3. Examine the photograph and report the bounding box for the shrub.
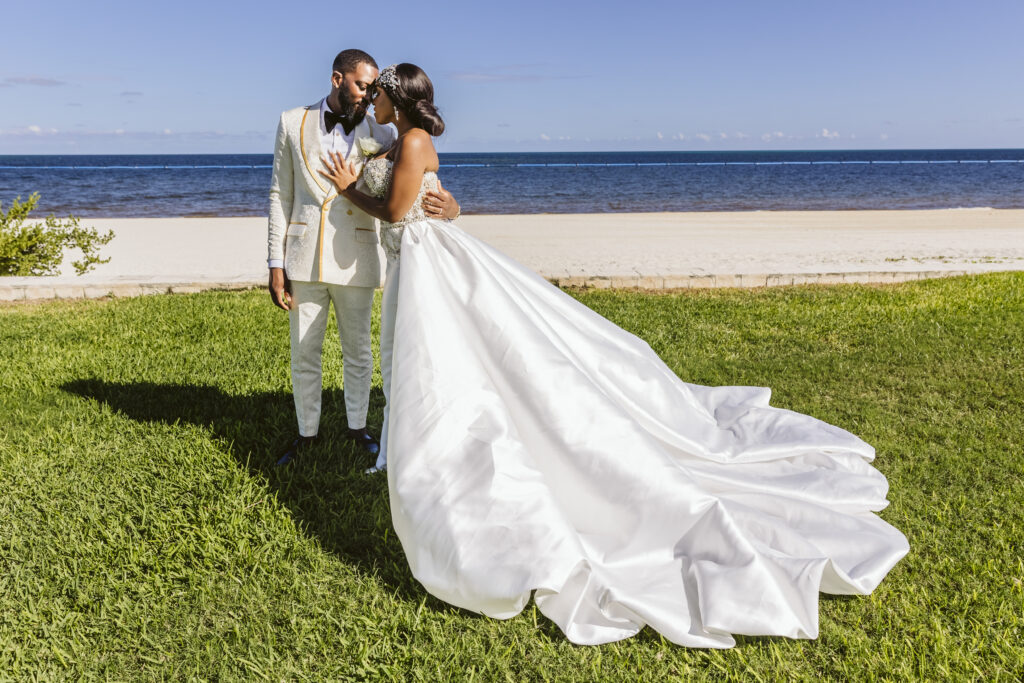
[0,193,114,276]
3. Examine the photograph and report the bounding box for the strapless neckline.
[362,156,439,260]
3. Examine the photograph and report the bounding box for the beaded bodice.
[363,156,439,260]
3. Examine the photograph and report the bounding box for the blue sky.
[1,0,1022,153]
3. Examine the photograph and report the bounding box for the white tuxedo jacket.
[268,100,396,286]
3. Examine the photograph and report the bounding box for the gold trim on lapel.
[300,104,330,195]
[301,100,339,281]
[316,194,335,282]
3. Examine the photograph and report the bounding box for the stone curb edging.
[547,270,973,290]
[0,270,981,302]
[0,281,263,302]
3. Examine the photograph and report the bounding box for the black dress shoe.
[275,435,317,466]
[346,427,380,456]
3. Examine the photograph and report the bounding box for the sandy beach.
[3,208,1023,300]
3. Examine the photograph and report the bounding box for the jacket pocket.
[354,227,378,244]
[287,223,307,237]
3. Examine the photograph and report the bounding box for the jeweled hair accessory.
[376,64,400,99]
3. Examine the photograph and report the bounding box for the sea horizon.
[2,148,1022,218]
[3,146,1024,155]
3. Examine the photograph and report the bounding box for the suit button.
[347,209,353,215]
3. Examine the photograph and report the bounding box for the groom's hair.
[333,49,377,74]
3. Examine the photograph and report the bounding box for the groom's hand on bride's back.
[423,180,461,220]
[269,267,292,311]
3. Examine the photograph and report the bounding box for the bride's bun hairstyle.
[377,63,445,136]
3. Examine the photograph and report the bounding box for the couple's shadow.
[60,378,773,646]
[61,378,426,601]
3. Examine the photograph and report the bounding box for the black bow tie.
[325,108,362,135]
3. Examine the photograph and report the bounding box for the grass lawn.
[1,273,1022,680]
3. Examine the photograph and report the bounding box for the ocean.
[1,150,1022,218]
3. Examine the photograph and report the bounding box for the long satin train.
[385,218,908,647]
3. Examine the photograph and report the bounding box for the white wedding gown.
[364,157,909,648]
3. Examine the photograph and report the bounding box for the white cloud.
[819,128,840,139]
[761,131,785,141]
[656,131,664,140]
[719,132,728,140]
[539,133,551,141]
[734,132,749,139]
[696,133,711,141]
[672,133,686,140]
[1,125,59,136]
[0,127,267,144]
[5,76,65,87]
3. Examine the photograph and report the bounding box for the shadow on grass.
[60,378,430,600]
[59,378,849,645]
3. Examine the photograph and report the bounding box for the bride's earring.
[394,108,400,123]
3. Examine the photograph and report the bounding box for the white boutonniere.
[357,137,383,157]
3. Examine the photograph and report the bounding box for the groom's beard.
[334,91,368,124]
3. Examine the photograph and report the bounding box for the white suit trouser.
[375,258,400,469]
[289,280,374,437]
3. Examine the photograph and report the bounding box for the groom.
[268,48,460,465]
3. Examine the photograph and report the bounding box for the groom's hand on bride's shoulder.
[269,267,291,311]
[424,180,461,220]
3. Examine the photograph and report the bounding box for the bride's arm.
[320,132,434,223]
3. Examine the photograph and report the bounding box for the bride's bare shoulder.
[395,129,435,152]
[393,130,439,168]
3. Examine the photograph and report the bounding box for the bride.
[319,63,909,648]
